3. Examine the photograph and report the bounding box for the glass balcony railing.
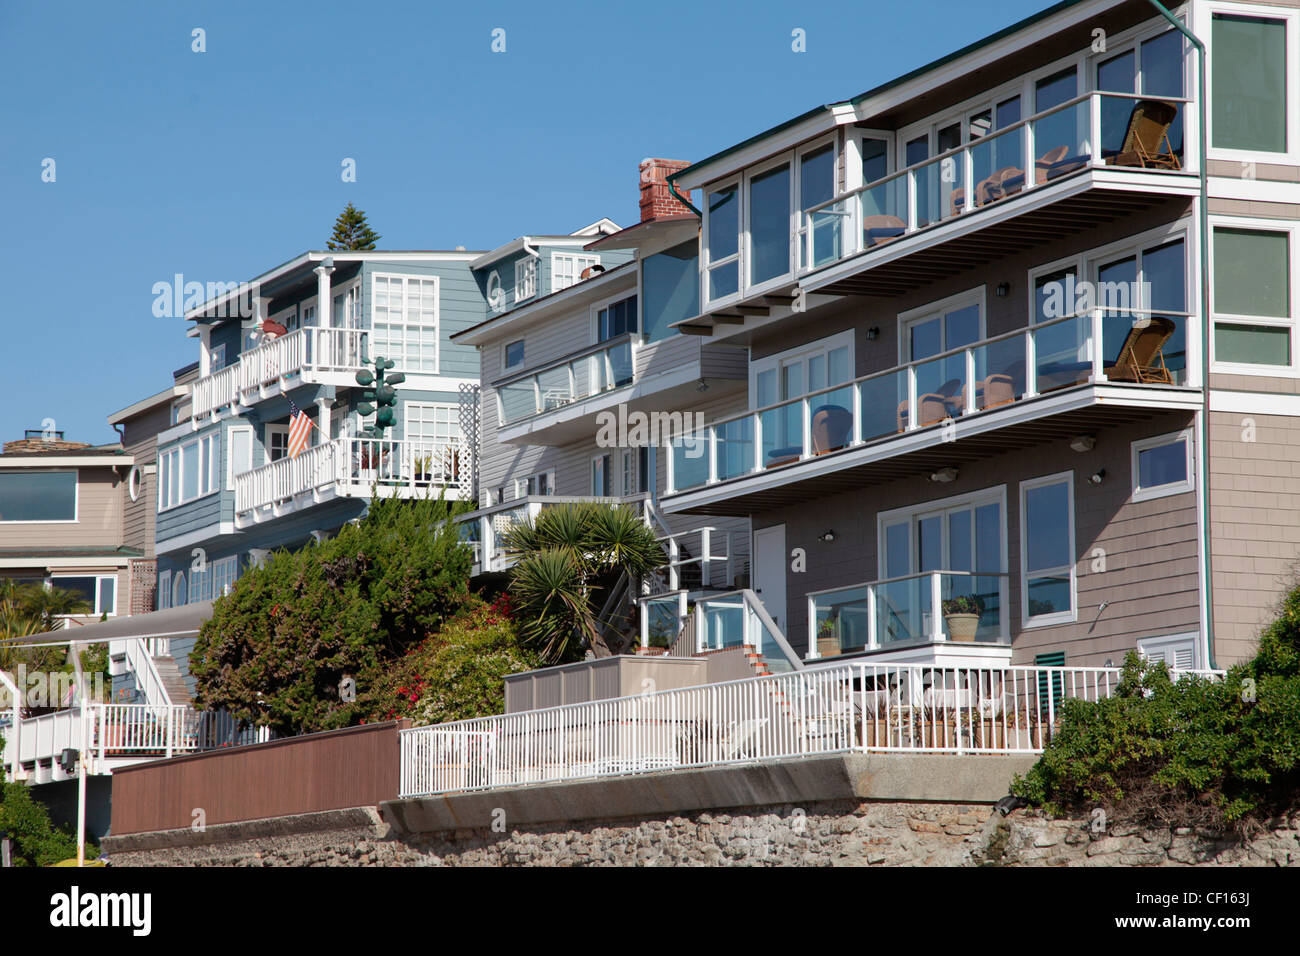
[809,571,1010,659]
[800,91,1190,272]
[497,335,635,427]
[665,307,1191,494]
[695,590,802,674]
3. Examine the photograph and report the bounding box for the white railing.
[190,327,370,422]
[798,91,1193,274]
[462,494,643,573]
[4,703,198,778]
[665,307,1192,495]
[120,637,174,707]
[190,363,241,420]
[234,436,464,517]
[496,333,637,427]
[398,661,1223,798]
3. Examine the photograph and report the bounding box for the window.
[642,240,698,343]
[877,487,1007,644]
[597,295,638,342]
[210,555,239,598]
[747,159,792,287]
[591,455,610,496]
[504,340,525,370]
[514,257,538,302]
[1212,227,1292,368]
[189,565,209,604]
[1020,473,1076,626]
[704,183,740,302]
[552,254,600,292]
[372,273,439,373]
[515,470,554,498]
[405,403,461,470]
[620,449,636,497]
[1092,236,1188,380]
[1132,430,1194,501]
[0,471,77,521]
[275,305,297,333]
[51,575,117,616]
[171,571,187,609]
[158,434,220,511]
[266,425,289,463]
[1096,29,1185,163]
[210,343,227,372]
[1211,13,1289,154]
[227,425,253,490]
[157,570,172,610]
[333,284,361,328]
[752,331,853,461]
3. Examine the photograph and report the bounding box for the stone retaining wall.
[104,801,1300,867]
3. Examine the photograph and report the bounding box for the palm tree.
[0,580,89,675]
[504,503,665,663]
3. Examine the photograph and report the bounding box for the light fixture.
[1069,435,1096,453]
[696,378,709,392]
[819,530,835,542]
[995,283,1010,297]
[929,467,959,483]
[1089,468,1106,484]
[866,326,880,340]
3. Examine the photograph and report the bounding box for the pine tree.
[326,202,381,250]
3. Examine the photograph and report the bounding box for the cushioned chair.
[863,214,907,247]
[811,405,853,454]
[897,393,949,431]
[978,373,1017,409]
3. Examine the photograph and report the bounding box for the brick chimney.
[638,158,694,222]
[3,437,90,454]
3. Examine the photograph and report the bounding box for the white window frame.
[514,256,538,303]
[552,253,600,293]
[1203,1,1300,166]
[210,555,239,598]
[898,287,987,365]
[157,569,172,610]
[332,281,362,329]
[265,424,290,463]
[226,424,254,490]
[210,342,227,372]
[514,470,555,499]
[299,296,318,329]
[503,339,525,371]
[370,272,440,373]
[591,454,611,497]
[404,401,461,453]
[702,177,742,310]
[171,570,187,609]
[620,448,636,497]
[50,574,118,617]
[0,470,79,523]
[743,152,797,297]
[1131,428,1195,502]
[750,328,855,410]
[157,433,220,513]
[1208,216,1298,378]
[846,129,894,193]
[1019,470,1077,628]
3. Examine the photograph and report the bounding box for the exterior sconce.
[1090,468,1106,484]
[866,327,880,340]
[1069,435,1096,453]
[818,530,835,542]
[995,283,1010,297]
[929,467,959,483]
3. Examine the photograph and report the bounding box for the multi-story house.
[452,165,752,622]
[139,248,487,694]
[0,432,136,624]
[629,0,1300,674]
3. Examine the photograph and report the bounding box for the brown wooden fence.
[110,720,409,835]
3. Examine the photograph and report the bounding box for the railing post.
[166,707,174,759]
[1024,112,1036,191]
[930,572,943,642]
[867,583,878,650]
[801,398,811,459]
[700,527,712,590]
[752,411,763,474]
[1088,92,1101,170]
[665,438,676,494]
[1025,327,1038,397]
[708,427,718,484]
[1091,307,1104,381]
[907,366,918,430]
[965,347,976,413]
[851,381,863,445]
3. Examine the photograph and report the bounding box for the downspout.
[665,171,702,217]
[1143,0,1215,669]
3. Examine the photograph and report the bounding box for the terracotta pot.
[944,612,980,642]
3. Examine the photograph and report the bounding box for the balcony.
[808,571,1010,664]
[498,334,634,426]
[461,494,648,574]
[191,327,369,421]
[663,307,1201,515]
[3,704,198,783]
[234,436,464,527]
[689,92,1197,337]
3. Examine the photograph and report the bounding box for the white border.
[1131,427,1196,502]
[1019,469,1078,628]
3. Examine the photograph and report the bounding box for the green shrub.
[189,495,473,735]
[0,782,95,866]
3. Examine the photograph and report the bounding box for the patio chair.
[811,404,853,454]
[1107,99,1181,170]
[863,214,907,248]
[978,373,1016,409]
[1105,315,1176,384]
[896,393,949,431]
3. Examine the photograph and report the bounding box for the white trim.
[1203,1,1300,167]
[591,453,611,497]
[155,520,236,554]
[514,255,538,304]
[226,424,254,491]
[0,556,131,570]
[128,465,142,502]
[1208,215,1298,377]
[897,286,987,364]
[1138,630,1199,670]
[702,178,743,310]
[749,329,855,410]
[1131,427,1195,502]
[1209,389,1300,415]
[513,469,555,499]
[157,569,172,611]
[551,252,601,293]
[49,572,118,618]
[370,272,441,374]
[1019,470,1077,628]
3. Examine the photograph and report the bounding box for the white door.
[752,524,787,633]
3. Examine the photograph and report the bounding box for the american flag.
[286,399,314,459]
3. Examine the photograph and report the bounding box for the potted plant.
[414,453,433,482]
[816,617,841,659]
[941,593,983,642]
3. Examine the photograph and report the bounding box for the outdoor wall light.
[1090,468,1106,485]
[819,530,835,542]
[866,326,880,340]
[929,467,959,483]
[1069,435,1096,453]
[995,283,1010,297]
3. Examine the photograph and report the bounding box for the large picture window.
[0,471,77,522]
[51,575,116,616]
[747,160,791,287]
[1212,227,1292,368]
[158,434,219,511]
[1211,13,1288,154]
[1020,472,1076,626]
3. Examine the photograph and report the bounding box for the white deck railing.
[190,363,241,420]
[398,661,1222,798]
[3,703,198,779]
[234,436,464,517]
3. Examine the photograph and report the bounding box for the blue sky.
[0,0,1049,445]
